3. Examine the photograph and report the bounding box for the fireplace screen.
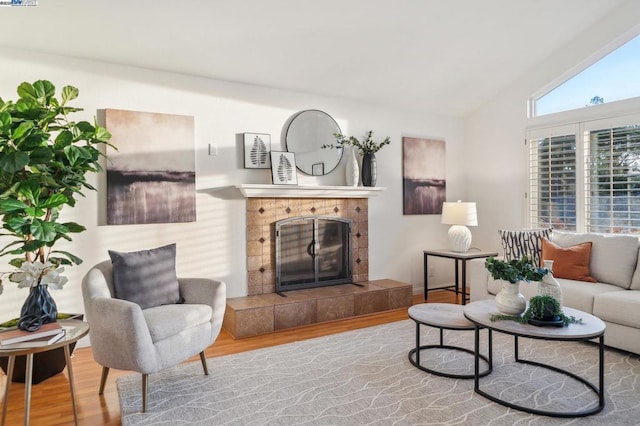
[275,216,352,293]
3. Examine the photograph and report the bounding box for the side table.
[423,249,497,304]
[1,319,89,426]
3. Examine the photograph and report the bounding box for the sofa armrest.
[470,257,493,302]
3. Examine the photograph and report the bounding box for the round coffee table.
[408,303,491,379]
[464,299,606,417]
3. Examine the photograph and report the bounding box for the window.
[528,114,640,234]
[534,34,640,116]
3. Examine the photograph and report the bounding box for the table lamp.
[441,200,477,252]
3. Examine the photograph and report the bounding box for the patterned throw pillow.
[498,229,552,265]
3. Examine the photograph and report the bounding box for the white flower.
[9,261,68,290]
[40,266,68,290]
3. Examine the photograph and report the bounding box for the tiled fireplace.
[222,186,412,339]
[245,197,369,295]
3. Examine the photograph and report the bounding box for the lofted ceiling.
[0,0,629,117]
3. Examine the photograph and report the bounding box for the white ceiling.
[0,0,629,117]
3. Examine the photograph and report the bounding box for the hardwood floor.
[0,290,460,425]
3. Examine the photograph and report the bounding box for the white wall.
[465,1,640,254]
[0,47,465,329]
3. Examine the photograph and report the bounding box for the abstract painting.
[243,133,271,168]
[402,137,446,215]
[270,151,298,185]
[105,109,196,225]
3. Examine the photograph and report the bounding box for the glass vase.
[538,260,563,306]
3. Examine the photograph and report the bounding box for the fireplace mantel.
[236,184,385,199]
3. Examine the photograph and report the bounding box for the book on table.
[0,322,63,346]
[0,330,66,349]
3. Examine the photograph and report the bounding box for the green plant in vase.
[491,295,583,327]
[0,80,112,330]
[322,130,391,187]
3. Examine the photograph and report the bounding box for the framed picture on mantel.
[270,151,298,185]
[243,133,271,168]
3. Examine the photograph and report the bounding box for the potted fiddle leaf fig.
[0,79,112,330]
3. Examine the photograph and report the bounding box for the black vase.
[18,285,58,331]
[361,153,377,187]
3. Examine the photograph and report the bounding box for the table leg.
[415,322,420,366]
[474,325,480,391]
[599,334,605,409]
[24,353,33,426]
[1,356,14,426]
[454,259,459,296]
[423,253,429,301]
[64,344,79,425]
[461,259,467,305]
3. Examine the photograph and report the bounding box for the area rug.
[117,320,640,425]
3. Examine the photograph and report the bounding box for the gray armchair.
[81,260,226,412]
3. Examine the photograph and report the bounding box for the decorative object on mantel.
[105,108,196,225]
[285,109,342,176]
[243,133,271,169]
[402,137,446,214]
[485,256,548,316]
[270,151,298,185]
[323,130,390,187]
[441,200,477,252]
[345,146,359,186]
[0,80,112,331]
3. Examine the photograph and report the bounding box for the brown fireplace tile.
[260,198,276,211]
[274,300,316,330]
[389,286,413,309]
[233,307,274,338]
[247,271,262,286]
[262,253,274,270]
[247,225,262,241]
[317,295,354,322]
[247,284,262,296]
[246,199,261,212]
[247,241,262,256]
[247,255,262,271]
[354,289,388,315]
[358,248,369,262]
[247,211,262,226]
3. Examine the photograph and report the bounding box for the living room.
[1,0,640,424]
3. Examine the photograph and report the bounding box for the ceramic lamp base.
[447,225,472,252]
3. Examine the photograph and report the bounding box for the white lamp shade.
[441,201,478,226]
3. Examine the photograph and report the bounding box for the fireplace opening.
[275,215,352,294]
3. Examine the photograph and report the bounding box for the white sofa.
[470,231,640,355]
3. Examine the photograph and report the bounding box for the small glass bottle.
[537,260,563,306]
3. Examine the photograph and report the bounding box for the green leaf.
[0,151,29,173]
[11,121,34,140]
[0,112,10,129]
[17,181,41,205]
[61,86,78,105]
[32,80,55,103]
[30,219,57,242]
[61,222,86,233]
[3,216,27,233]
[55,130,74,148]
[64,145,81,165]
[16,82,36,100]
[8,258,25,268]
[50,250,83,265]
[40,193,67,209]
[21,239,46,252]
[29,147,53,164]
[94,126,111,142]
[75,121,94,135]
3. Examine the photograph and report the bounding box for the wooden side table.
[423,249,497,305]
[0,319,89,426]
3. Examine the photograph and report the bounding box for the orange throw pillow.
[541,239,596,282]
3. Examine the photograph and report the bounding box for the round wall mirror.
[285,110,342,176]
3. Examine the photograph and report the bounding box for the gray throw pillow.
[109,243,180,310]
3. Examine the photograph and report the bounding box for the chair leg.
[142,374,148,413]
[199,351,209,375]
[98,367,110,395]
